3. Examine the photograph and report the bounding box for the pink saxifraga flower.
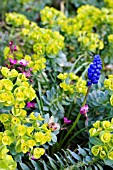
[22,68,33,78]
[26,102,36,108]
[23,71,32,78]
[63,117,72,124]
[17,67,23,71]
[80,104,89,115]
[8,58,17,65]
[48,116,60,131]
[18,59,28,66]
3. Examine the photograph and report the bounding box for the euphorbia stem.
[59,85,91,148]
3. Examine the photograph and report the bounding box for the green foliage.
[1,0,113,169]
[17,146,104,170]
[89,119,113,167]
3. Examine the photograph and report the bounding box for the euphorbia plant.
[0,67,60,169]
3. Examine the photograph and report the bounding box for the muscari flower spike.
[87,55,102,86]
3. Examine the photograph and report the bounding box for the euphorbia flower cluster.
[89,119,113,160]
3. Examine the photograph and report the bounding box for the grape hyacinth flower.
[87,55,102,86]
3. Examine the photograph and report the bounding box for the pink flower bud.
[80,104,89,115]
[14,45,17,51]
[63,117,72,124]
[26,102,35,108]
[8,58,17,65]
[9,41,13,46]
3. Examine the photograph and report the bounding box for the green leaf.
[0,103,3,109]
[104,159,113,167]
[42,96,51,106]
[19,162,30,170]
[54,153,64,167]
[89,137,103,146]
[46,90,52,101]
[31,160,42,170]
[85,156,92,162]
[67,149,82,161]
[14,153,23,162]
[48,156,58,170]
[96,163,103,170]
[51,133,57,142]
[42,160,49,170]
[78,145,87,156]
[50,105,57,115]
[74,62,89,74]
[38,82,42,98]
[57,102,64,113]
[64,165,80,170]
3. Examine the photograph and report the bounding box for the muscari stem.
[59,85,91,148]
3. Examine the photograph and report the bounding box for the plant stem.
[36,96,42,115]
[40,71,50,88]
[67,102,74,119]
[59,85,91,148]
[70,55,83,73]
[38,81,43,111]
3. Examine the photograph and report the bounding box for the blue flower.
[87,55,102,86]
